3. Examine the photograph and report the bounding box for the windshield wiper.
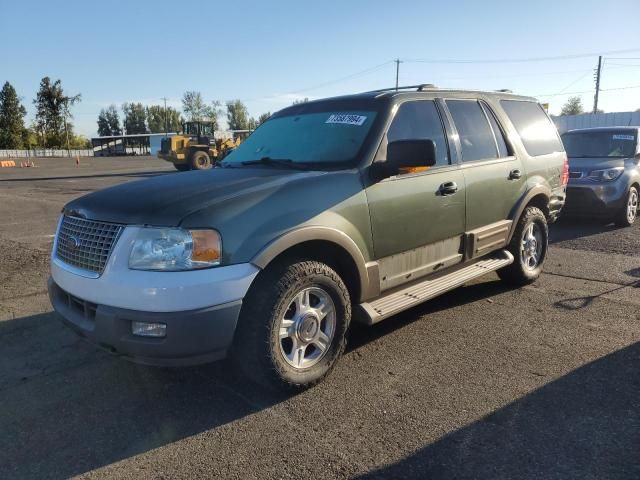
[240,157,312,170]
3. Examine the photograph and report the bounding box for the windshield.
[562,131,637,158]
[221,111,377,167]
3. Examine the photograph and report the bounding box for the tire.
[190,151,212,170]
[232,260,351,390]
[174,163,189,172]
[497,206,548,286]
[614,186,638,227]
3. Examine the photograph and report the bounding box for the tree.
[21,126,38,149]
[33,77,81,148]
[146,105,182,133]
[257,112,271,126]
[0,81,27,148]
[182,91,207,121]
[226,99,252,130]
[97,104,122,136]
[560,96,584,116]
[122,102,147,134]
[204,100,223,130]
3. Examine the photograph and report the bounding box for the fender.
[251,226,379,302]
[507,185,551,242]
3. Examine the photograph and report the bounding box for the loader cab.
[183,121,215,146]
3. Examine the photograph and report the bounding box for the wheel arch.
[251,227,379,303]
[507,186,551,242]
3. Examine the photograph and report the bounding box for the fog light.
[131,321,167,338]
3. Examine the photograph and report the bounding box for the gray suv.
[49,86,567,389]
[561,127,640,226]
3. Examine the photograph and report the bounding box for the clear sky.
[2,0,640,137]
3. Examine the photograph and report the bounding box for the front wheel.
[232,260,351,390]
[190,151,212,170]
[614,186,638,227]
[498,206,548,286]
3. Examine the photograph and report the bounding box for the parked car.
[48,86,567,389]
[561,127,640,226]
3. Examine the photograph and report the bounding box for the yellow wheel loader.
[157,121,243,171]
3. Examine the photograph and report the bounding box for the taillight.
[561,156,569,187]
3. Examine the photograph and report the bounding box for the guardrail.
[0,149,94,158]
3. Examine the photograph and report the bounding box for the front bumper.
[563,182,628,217]
[49,223,261,366]
[49,278,241,366]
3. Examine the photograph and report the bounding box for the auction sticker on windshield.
[613,134,635,141]
[326,114,368,126]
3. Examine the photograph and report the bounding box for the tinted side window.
[387,100,449,166]
[501,100,563,156]
[446,100,498,162]
[482,103,510,157]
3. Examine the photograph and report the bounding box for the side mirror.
[635,152,640,163]
[388,139,436,169]
[371,139,437,180]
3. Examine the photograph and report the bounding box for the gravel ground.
[0,157,638,479]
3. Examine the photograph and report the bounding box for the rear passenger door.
[445,99,526,233]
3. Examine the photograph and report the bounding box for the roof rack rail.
[365,84,438,94]
[495,89,513,93]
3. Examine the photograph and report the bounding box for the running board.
[358,250,514,325]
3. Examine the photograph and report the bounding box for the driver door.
[365,100,466,291]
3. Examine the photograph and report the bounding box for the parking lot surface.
[1,157,639,479]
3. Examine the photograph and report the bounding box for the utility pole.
[395,58,403,90]
[161,97,169,137]
[593,55,602,114]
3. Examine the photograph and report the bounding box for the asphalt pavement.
[0,157,638,479]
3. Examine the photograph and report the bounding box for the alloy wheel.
[278,287,336,369]
[521,222,543,270]
[627,189,638,224]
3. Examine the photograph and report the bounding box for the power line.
[535,84,640,98]
[403,48,640,64]
[288,61,394,94]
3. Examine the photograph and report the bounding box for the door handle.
[509,169,522,180]
[439,181,458,195]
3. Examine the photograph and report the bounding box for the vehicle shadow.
[348,278,516,351]
[549,217,618,244]
[0,311,290,479]
[0,278,515,479]
[357,340,640,479]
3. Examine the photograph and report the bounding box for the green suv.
[49,86,567,389]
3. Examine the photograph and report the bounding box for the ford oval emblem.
[66,235,81,250]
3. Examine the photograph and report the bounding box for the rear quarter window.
[500,100,563,157]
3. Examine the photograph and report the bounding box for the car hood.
[567,157,626,176]
[63,167,330,225]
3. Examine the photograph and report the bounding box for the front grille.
[56,216,124,274]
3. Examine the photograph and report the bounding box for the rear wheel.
[232,260,351,390]
[614,186,638,227]
[190,151,212,170]
[498,206,548,286]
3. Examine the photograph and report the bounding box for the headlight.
[129,228,221,271]
[588,167,624,182]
